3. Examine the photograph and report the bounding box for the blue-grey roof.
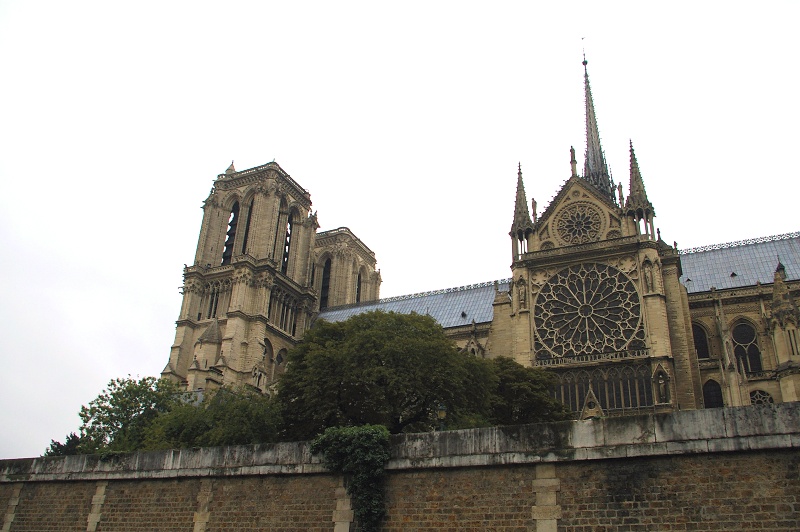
[680,232,800,293]
[318,233,800,330]
[318,280,510,327]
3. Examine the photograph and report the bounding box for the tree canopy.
[77,376,182,453]
[46,311,570,455]
[278,311,496,439]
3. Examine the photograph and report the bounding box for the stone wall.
[2,404,799,531]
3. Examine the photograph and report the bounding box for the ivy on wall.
[311,425,391,532]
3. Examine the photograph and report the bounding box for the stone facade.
[162,162,381,392]
[3,404,799,531]
[162,65,800,417]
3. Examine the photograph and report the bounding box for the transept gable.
[532,177,623,251]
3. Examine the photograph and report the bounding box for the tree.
[487,357,570,425]
[277,311,495,440]
[78,376,182,453]
[44,432,84,456]
[144,386,281,449]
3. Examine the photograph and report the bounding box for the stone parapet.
[2,403,798,483]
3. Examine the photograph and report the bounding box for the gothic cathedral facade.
[164,63,800,416]
[161,162,381,392]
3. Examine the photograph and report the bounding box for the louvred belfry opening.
[221,202,240,265]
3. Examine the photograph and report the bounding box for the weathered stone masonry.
[2,404,799,531]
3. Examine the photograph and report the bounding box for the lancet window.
[268,289,299,336]
[240,198,254,254]
[692,323,711,359]
[732,322,763,374]
[221,202,240,265]
[703,380,724,408]
[551,365,653,413]
[281,212,294,275]
[320,258,332,309]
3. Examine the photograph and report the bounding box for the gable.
[533,178,623,252]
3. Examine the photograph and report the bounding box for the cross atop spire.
[582,58,616,203]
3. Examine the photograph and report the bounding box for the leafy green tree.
[488,357,570,425]
[277,311,495,439]
[78,376,182,453]
[144,386,281,449]
[44,432,84,456]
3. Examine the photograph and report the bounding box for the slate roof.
[317,280,510,327]
[317,233,800,328]
[679,232,800,293]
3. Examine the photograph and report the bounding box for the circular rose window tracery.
[556,203,602,244]
[534,263,641,358]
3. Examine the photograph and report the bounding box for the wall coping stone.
[2,403,798,483]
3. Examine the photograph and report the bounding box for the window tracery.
[732,322,763,374]
[535,263,643,358]
[749,389,774,405]
[551,364,653,412]
[556,203,602,244]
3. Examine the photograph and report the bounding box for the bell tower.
[163,161,380,392]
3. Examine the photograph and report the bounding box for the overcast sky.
[0,1,797,458]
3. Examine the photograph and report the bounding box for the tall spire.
[625,141,654,216]
[582,57,616,203]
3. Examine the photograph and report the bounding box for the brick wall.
[1,404,799,531]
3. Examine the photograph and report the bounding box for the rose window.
[556,204,602,244]
[534,263,642,358]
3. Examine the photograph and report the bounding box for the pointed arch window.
[692,323,711,359]
[732,322,763,374]
[281,212,294,275]
[320,258,332,309]
[240,198,254,254]
[703,380,724,408]
[221,202,240,265]
[356,272,362,303]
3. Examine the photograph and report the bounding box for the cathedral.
[163,62,800,416]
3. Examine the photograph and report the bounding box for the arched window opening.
[692,323,711,359]
[281,212,294,275]
[517,230,528,254]
[240,198,254,254]
[221,202,240,265]
[703,380,724,408]
[320,258,332,309]
[356,272,362,303]
[262,338,274,363]
[206,284,220,318]
[750,389,774,405]
[275,349,286,366]
[732,322,763,374]
[788,328,799,357]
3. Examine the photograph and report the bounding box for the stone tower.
[162,161,380,392]
[490,60,703,414]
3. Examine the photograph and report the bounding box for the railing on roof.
[680,231,800,255]
[319,278,512,313]
[535,348,650,367]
